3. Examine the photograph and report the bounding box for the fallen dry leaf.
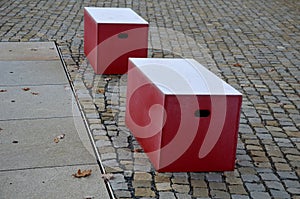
[233,63,242,67]
[268,68,275,72]
[31,92,39,95]
[97,88,105,94]
[54,137,59,143]
[22,88,30,91]
[0,89,7,92]
[101,173,114,181]
[72,169,92,178]
[133,148,143,153]
[54,134,65,143]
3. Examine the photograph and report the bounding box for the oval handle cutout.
[118,33,128,39]
[194,109,210,117]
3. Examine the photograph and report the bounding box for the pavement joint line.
[55,41,117,199]
[0,60,60,62]
[0,83,69,87]
[0,163,99,173]
[53,41,79,84]
[0,116,76,122]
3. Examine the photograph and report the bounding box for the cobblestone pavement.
[1,0,300,198]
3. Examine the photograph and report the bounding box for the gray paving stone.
[250,191,272,199]
[277,171,298,180]
[209,182,227,191]
[210,190,230,199]
[158,192,176,198]
[95,139,112,147]
[112,136,129,148]
[206,173,223,182]
[114,190,131,198]
[172,184,190,193]
[259,173,280,181]
[175,193,192,199]
[245,183,266,192]
[287,188,300,195]
[156,182,172,191]
[231,195,250,199]
[241,174,260,183]
[270,189,291,199]
[283,180,300,188]
[117,148,132,160]
[265,181,285,190]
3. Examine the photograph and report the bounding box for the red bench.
[84,7,148,74]
[126,58,242,172]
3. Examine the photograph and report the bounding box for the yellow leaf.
[133,148,143,153]
[54,137,59,143]
[97,88,105,94]
[233,63,242,67]
[72,169,92,178]
[54,134,65,143]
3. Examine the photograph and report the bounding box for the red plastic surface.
[84,9,148,74]
[125,60,242,172]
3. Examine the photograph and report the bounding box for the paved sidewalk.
[0,42,110,199]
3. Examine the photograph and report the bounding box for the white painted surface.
[129,58,242,95]
[85,7,148,24]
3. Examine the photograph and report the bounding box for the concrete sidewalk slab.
[0,85,74,120]
[0,165,108,199]
[0,118,96,171]
[0,61,68,86]
[0,140,96,171]
[0,42,60,61]
[0,117,87,145]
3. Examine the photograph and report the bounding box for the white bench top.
[129,58,242,95]
[84,7,148,24]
